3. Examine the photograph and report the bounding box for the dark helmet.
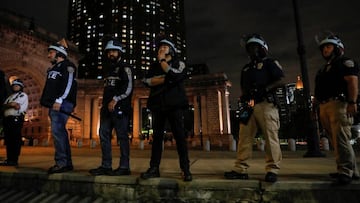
[158,39,177,57]
[48,38,68,58]
[318,34,344,56]
[11,78,24,89]
[104,40,125,53]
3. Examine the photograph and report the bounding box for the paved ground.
[1,143,360,202]
[0,143,357,182]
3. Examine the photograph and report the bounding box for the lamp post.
[292,0,324,157]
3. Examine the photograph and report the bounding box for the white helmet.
[159,39,178,53]
[319,35,344,50]
[105,40,125,53]
[48,43,68,57]
[246,35,268,52]
[11,79,24,88]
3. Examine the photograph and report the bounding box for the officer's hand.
[9,102,20,110]
[347,103,357,117]
[52,102,61,111]
[108,99,117,112]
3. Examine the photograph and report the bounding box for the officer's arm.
[344,75,358,103]
[113,67,133,102]
[143,75,165,86]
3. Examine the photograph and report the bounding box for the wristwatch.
[348,100,357,104]
[160,58,167,63]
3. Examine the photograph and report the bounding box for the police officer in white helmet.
[314,33,360,185]
[1,78,28,166]
[89,39,133,176]
[224,34,284,183]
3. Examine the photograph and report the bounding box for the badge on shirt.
[344,60,355,68]
[257,62,263,69]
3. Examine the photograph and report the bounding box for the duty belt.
[320,96,345,104]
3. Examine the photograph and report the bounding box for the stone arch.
[0,11,80,144]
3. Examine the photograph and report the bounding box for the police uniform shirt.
[102,61,133,114]
[315,56,359,102]
[4,91,28,117]
[240,58,284,102]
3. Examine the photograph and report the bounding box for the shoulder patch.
[274,60,283,70]
[177,61,185,72]
[67,66,75,73]
[344,60,355,68]
[125,67,132,75]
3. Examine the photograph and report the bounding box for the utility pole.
[292,0,325,157]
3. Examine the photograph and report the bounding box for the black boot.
[182,170,192,182]
[140,167,160,179]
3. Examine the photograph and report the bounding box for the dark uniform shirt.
[240,58,284,103]
[40,59,77,109]
[145,59,188,111]
[315,56,359,102]
[102,61,133,115]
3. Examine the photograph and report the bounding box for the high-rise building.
[67,0,186,79]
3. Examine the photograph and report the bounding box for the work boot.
[48,165,73,174]
[112,167,131,176]
[140,167,160,179]
[336,174,352,185]
[88,166,112,176]
[329,172,360,180]
[182,170,192,182]
[224,171,249,180]
[265,172,278,183]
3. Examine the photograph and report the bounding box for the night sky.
[2,0,360,105]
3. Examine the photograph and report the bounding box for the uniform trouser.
[150,109,190,171]
[3,116,24,163]
[319,100,359,177]
[234,101,282,174]
[99,110,130,169]
[49,101,73,167]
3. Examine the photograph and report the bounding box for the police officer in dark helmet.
[314,33,359,185]
[0,79,28,166]
[140,38,192,181]
[40,39,77,174]
[89,39,133,176]
[224,34,284,183]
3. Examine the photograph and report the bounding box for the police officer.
[224,34,284,182]
[40,39,77,174]
[0,79,28,166]
[314,34,359,185]
[140,39,192,181]
[89,39,133,176]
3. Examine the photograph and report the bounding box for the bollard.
[321,137,330,151]
[33,139,39,146]
[139,140,144,150]
[288,138,296,151]
[256,139,265,151]
[78,140,84,148]
[204,139,210,151]
[229,136,237,152]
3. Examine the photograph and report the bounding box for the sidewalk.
[0,145,359,202]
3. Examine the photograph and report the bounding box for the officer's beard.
[108,55,121,63]
[50,57,57,65]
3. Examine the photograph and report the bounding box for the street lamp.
[292,0,325,157]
